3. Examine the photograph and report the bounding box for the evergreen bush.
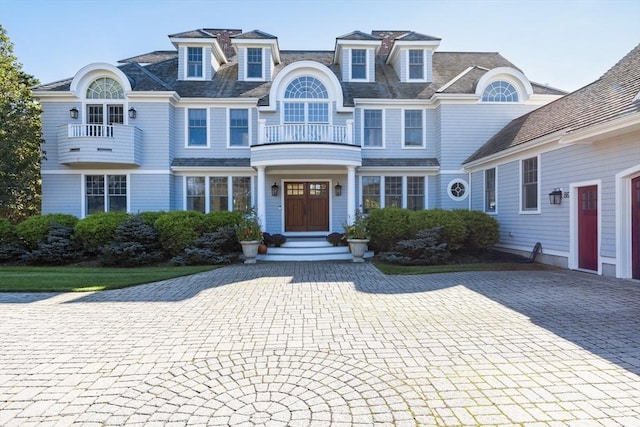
[170,226,239,265]
[365,208,413,252]
[74,212,130,255]
[454,210,500,252]
[137,211,166,227]
[155,210,206,256]
[22,223,81,265]
[203,211,243,232]
[16,214,78,248]
[99,215,164,267]
[409,209,466,252]
[378,227,450,265]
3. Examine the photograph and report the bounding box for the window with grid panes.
[351,49,366,79]
[407,177,424,211]
[186,177,206,213]
[522,157,538,210]
[485,168,496,212]
[385,177,402,208]
[408,50,424,80]
[232,177,251,213]
[361,176,380,213]
[404,110,423,147]
[210,177,229,211]
[187,47,203,78]
[229,109,249,146]
[364,110,382,147]
[188,109,207,146]
[247,48,262,78]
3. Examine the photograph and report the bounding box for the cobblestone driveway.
[1,263,639,426]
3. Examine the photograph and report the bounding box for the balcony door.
[87,104,123,136]
[284,182,329,232]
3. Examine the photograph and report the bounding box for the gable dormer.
[169,29,241,81]
[334,31,381,83]
[231,30,280,82]
[380,31,441,83]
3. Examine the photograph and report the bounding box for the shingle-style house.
[35,28,569,260]
[464,44,640,280]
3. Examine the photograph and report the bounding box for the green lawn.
[374,261,552,275]
[0,265,218,292]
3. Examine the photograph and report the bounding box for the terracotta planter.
[240,240,260,264]
[347,239,369,263]
[258,243,268,254]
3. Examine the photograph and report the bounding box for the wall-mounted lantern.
[548,188,563,205]
[271,182,279,197]
[128,108,137,119]
[334,182,342,197]
[69,107,79,119]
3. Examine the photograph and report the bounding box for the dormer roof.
[334,31,382,64]
[168,28,242,63]
[231,30,281,64]
[384,30,441,64]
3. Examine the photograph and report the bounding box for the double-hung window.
[404,110,423,147]
[363,110,382,147]
[408,49,424,80]
[186,176,206,213]
[247,47,263,79]
[407,177,425,211]
[232,177,251,212]
[187,109,207,147]
[485,168,496,213]
[361,176,381,214]
[229,109,249,147]
[351,49,366,80]
[187,47,203,78]
[185,176,252,213]
[522,157,538,211]
[86,175,126,215]
[385,176,402,208]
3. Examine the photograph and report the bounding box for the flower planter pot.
[258,243,268,255]
[240,240,260,264]
[347,239,369,263]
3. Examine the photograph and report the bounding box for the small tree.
[0,25,44,223]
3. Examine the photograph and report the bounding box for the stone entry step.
[257,237,373,262]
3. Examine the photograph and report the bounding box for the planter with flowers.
[344,210,369,262]
[235,211,263,264]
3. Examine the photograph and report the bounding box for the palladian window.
[482,81,519,102]
[283,76,329,123]
[86,77,124,99]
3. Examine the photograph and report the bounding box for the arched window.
[482,80,519,102]
[283,76,329,124]
[86,77,124,99]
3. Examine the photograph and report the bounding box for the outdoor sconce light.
[69,107,79,119]
[548,188,563,205]
[334,182,342,197]
[271,182,279,197]
[128,108,137,119]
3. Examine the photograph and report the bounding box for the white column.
[347,166,356,224]
[256,166,266,227]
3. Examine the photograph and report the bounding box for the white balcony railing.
[258,120,354,145]
[68,124,115,138]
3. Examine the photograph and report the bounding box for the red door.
[284,182,329,232]
[632,176,640,279]
[578,185,598,271]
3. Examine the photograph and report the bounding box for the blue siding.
[40,102,77,171]
[41,174,82,216]
[130,174,172,213]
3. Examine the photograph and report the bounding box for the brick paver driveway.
[1,263,639,426]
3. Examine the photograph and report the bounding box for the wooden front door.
[284,182,329,232]
[632,176,640,279]
[578,185,598,271]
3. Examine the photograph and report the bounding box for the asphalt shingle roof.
[464,43,640,164]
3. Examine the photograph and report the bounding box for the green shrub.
[365,208,413,252]
[203,211,243,232]
[0,218,17,240]
[409,209,466,252]
[378,227,451,265]
[454,210,500,252]
[16,214,79,248]
[99,215,164,267]
[155,210,206,256]
[22,223,82,265]
[170,226,239,266]
[74,212,130,254]
[137,211,166,227]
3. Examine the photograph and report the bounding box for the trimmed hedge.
[203,211,243,233]
[137,211,166,227]
[0,218,17,240]
[16,214,79,248]
[453,210,500,252]
[155,210,206,256]
[74,212,130,254]
[408,209,467,252]
[365,208,413,252]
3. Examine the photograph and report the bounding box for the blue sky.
[2,0,639,92]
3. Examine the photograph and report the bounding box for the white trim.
[172,166,255,173]
[361,108,385,148]
[184,46,206,81]
[406,48,428,82]
[559,113,640,145]
[495,242,569,258]
[43,169,170,175]
[484,167,498,215]
[70,63,133,95]
[447,178,469,202]
[185,107,210,148]
[227,107,252,148]
[569,180,602,274]
[475,67,534,101]
[252,158,361,167]
[357,167,439,175]
[349,47,370,82]
[615,165,640,278]
[519,155,541,214]
[81,172,130,218]
[244,47,266,81]
[401,108,426,149]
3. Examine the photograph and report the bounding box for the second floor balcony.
[257,120,354,145]
[57,124,142,166]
